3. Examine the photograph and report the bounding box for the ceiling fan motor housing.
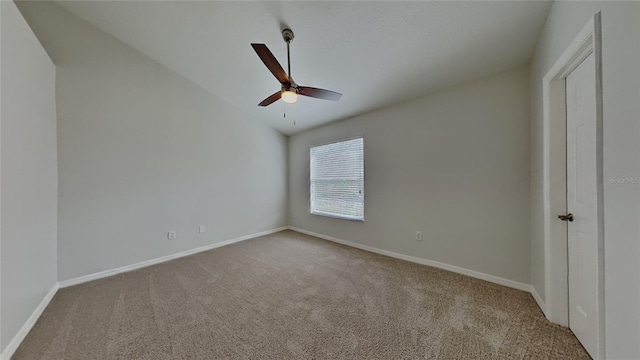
[282,84,297,93]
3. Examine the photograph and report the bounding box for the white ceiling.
[55,0,552,135]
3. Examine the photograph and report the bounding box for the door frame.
[542,12,604,359]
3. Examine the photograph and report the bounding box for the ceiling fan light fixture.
[281,89,298,104]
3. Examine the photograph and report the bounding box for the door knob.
[558,213,574,222]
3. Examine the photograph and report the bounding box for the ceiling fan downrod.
[282,28,294,79]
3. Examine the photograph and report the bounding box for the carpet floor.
[13,230,589,359]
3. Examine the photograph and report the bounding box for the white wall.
[16,1,288,282]
[529,2,640,358]
[0,0,58,353]
[290,67,531,284]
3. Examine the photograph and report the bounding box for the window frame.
[309,136,365,222]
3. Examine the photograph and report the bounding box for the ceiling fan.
[251,28,342,107]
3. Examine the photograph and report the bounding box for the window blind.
[310,137,364,221]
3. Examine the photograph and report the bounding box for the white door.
[565,52,599,358]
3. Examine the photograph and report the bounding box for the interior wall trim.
[5,226,545,359]
[287,226,534,293]
[1,284,59,360]
[58,227,288,288]
[530,285,546,315]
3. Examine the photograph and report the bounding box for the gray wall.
[529,2,640,358]
[17,1,288,282]
[0,1,58,352]
[289,67,531,284]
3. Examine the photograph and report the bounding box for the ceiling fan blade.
[258,91,282,107]
[298,86,342,101]
[251,44,290,85]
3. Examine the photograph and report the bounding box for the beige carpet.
[13,230,589,359]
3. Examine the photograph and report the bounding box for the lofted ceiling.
[54,1,552,135]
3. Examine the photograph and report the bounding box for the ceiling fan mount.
[282,28,294,44]
[251,28,341,107]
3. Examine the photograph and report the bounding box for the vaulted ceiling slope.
[55,1,552,135]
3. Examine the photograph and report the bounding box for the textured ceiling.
[54,1,552,135]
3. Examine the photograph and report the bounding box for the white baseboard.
[2,227,287,358]
[4,225,540,360]
[58,227,288,288]
[1,283,59,360]
[529,285,546,315]
[288,226,531,292]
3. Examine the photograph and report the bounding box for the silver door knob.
[558,213,574,222]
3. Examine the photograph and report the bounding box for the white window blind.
[310,137,364,221]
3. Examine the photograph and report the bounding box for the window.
[310,137,364,221]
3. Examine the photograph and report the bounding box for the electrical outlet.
[415,231,422,241]
[168,231,177,240]
[199,225,206,234]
